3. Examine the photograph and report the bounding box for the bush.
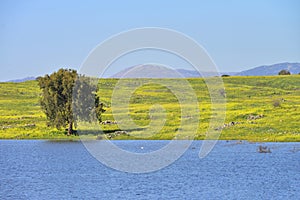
[278,69,291,75]
[273,99,281,107]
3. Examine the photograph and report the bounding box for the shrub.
[278,69,291,75]
[273,99,281,107]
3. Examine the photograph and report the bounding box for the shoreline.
[0,137,299,142]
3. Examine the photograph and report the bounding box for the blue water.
[0,140,299,199]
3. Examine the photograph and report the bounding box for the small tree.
[278,69,291,75]
[221,74,230,77]
[38,69,104,135]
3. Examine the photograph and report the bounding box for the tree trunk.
[68,122,73,136]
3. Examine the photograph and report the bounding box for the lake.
[0,140,299,199]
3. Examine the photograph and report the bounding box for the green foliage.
[37,69,77,134]
[73,76,105,124]
[278,69,291,75]
[37,69,77,135]
[37,69,105,135]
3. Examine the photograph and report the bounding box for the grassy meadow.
[0,76,299,141]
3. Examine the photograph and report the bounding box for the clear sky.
[0,0,299,81]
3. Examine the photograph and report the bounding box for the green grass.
[0,81,72,139]
[0,76,299,141]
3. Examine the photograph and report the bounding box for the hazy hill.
[111,62,300,78]
[3,62,300,82]
[111,65,183,78]
[111,64,235,78]
[236,62,300,76]
[6,76,36,83]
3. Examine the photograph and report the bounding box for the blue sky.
[0,0,299,81]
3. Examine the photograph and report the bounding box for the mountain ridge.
[4,62,300,82]
[235,62,300,76]
[6,76,36,83]
[111,62,300,78]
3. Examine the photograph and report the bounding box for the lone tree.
[278,69,291,75]
[37,69,104,135]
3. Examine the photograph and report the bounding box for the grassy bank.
[0,76,299,141]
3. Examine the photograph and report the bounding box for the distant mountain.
[176,69,236,77]
[6,62,300,82]
[111,64,236,78]
[236,62,300,76]
[6,76,36,83]
[111,65,182,78]
[111,62,300,78]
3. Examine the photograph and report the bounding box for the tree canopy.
[37,69,104,135]
[278,69,291,75]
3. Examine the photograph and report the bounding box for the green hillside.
[0,81,77,139]
[0,76,299,141]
